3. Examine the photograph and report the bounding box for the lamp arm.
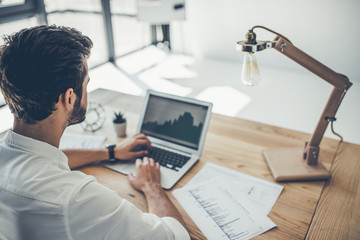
[272,36,353,165]
[273,36,351,89]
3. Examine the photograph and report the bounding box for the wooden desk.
[69,88,360,240]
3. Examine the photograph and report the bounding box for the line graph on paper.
[188,185,252,240]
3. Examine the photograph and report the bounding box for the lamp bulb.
[241,52,261,86]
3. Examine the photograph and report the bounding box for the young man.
[0,25,189,240]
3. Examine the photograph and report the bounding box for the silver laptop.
[104,90,212,189]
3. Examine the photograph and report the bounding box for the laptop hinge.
[156,143,192,156]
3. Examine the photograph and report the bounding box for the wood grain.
[73,88,360,240]
[306,142,360,239]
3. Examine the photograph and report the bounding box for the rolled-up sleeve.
[161,217,190,240]
[66,179,190,240]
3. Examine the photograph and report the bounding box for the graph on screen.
[142,111,203,145]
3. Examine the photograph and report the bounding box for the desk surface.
[70,88,360,240]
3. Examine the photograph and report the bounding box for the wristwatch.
[106,144,116,162]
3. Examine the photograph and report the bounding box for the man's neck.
[13,117,65,148]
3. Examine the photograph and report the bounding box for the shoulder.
[0,145,97,205]
[67,177,120,207]
[28,169,96,205]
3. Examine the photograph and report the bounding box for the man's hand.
[127,157,188,231]
[128,157,161,193]
[65,133,151,169]
[114,133,152,160]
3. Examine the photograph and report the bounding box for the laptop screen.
[140,94,209,150]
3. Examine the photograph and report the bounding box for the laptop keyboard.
[147,146,191,172]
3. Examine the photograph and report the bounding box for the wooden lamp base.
[263,148,331,181]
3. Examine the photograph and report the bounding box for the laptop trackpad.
[103,161,136,176]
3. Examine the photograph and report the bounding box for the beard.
[67,95,86,126]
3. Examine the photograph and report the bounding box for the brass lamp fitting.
[245,30,257,44]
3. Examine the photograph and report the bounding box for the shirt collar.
[2,130,69,170]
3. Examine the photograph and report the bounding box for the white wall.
[170,0,360,144]
[173,0,360,82]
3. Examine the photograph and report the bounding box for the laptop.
[103,90,213,189]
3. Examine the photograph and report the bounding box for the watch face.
[106,144,116,149]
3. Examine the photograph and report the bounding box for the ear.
[63,88,75,110]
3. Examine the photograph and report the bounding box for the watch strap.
[106,144,116,161]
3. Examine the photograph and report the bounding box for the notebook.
[103,90,213,189]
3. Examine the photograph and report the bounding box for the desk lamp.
[236,25,352,181]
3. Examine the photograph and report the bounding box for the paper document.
[187,163,283,215]
[172,163,283,240]
[59,133,106,149]
[173,177,277,240]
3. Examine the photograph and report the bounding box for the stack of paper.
[172,163,283,240]
[59,133,106,149]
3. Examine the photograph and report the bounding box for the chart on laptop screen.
[141,95,209,150]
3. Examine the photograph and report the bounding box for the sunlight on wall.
[116,45,168,75]
[138,71,192,96]
[112,45,197,97]
[195,86,251,116]
[149,54,197,80]
[89,63,143,96]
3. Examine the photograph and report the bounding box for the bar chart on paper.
[187,163,284,215]
[188,185,251,239]
[173,177,277,240]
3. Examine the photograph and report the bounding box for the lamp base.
[263,148,331,182]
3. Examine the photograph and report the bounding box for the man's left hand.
[114,133,152,160]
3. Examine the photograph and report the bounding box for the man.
[0,25,189,240]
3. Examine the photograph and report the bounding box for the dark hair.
[0,25,93,124]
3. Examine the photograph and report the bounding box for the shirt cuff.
[161,217,190,240]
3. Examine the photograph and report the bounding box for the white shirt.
[0,130,190,240]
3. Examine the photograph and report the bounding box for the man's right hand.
[127,157,188,232]
[127,157,161,193]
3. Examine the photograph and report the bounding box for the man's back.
[0,130,94,239]
[0,130,187,240]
